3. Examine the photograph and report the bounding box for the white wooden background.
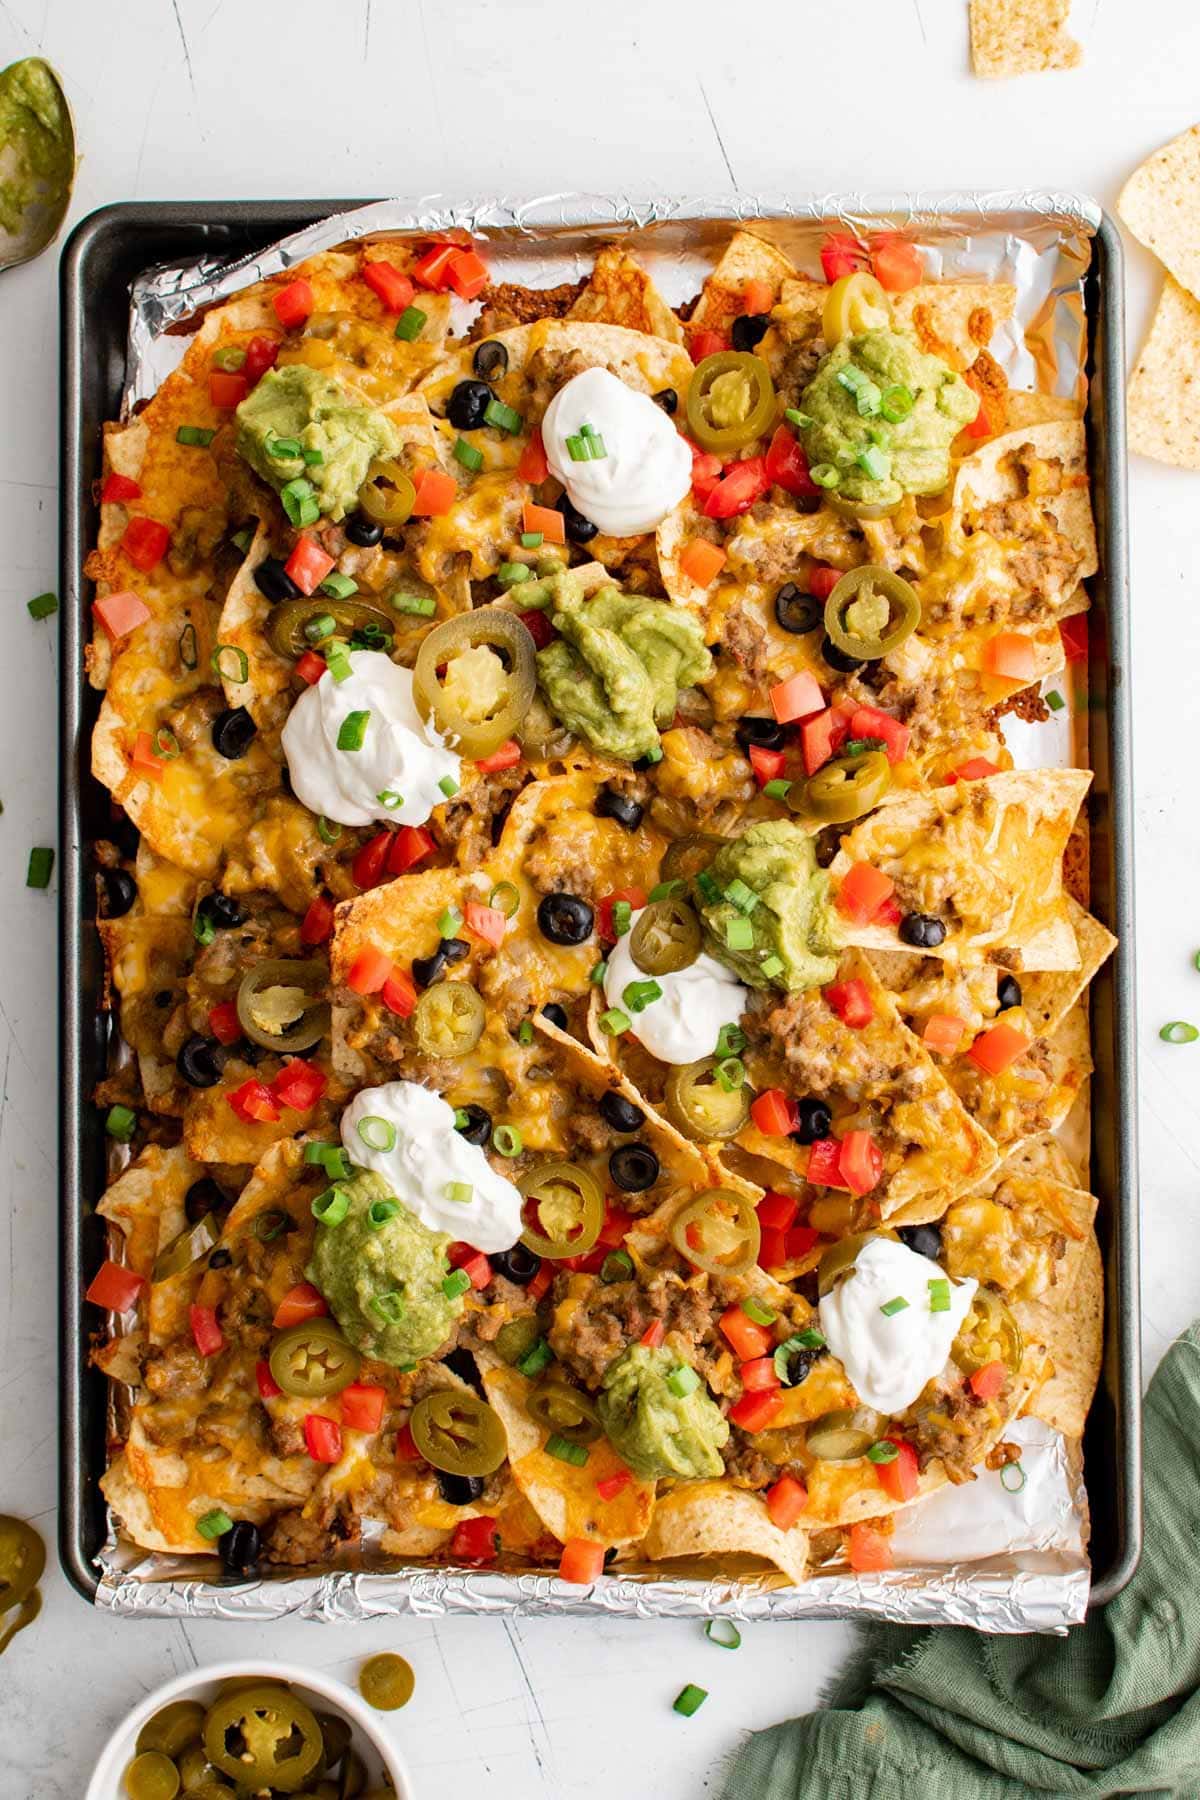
[2,1,1198,1793]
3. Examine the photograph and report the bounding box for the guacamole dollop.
[307,1171,461,1366]
[235,364,401,522]
[800,328,979,509]
[0,57,73,240]
[696,819,840,991]
[597,1343,729,1481]
[535,571,711,763]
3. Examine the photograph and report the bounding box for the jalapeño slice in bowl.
[951,1286,1023,1378]
[356,457,417,527]
[268,1318,361,1399]
[518,1160,605,1259]
[669,1187,761,1276]
[408,1390,508,1476]
[236,959,331,1054]
[413,607,537,758]
[685,351,777,453]
[823,565,920,661]
[412,981,486,1058]
[135,1699,205,1758]
[266,596,396,659]
[796,747,891,825]
[629,895,702,975]
[202,1682,324,1793]
[526,1372,603,1445]
[821,271,892,346]
[665,1057,750,1141]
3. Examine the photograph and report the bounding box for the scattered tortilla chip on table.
[969,0,1082,77]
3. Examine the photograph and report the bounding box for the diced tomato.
[352,831,393,891]
[595,1467,632,1502]
[639,1319,666,1349]
[347,945,394,997]
[835,861,895,926]
[876,1442,920,1511]
[410,468,458,517]
[121,516,170,572]
[1060,613,1088,663]
[412,242,459,290]
[381,967,418,1018]
[93,588,152,642]
[448,1246,492,1290]
[690,328,728,362]
[765,424,819,498]
[800,709,836,776]
[728,1388,783,1433]
[870,235,924,294]
[967,1021,1032,1076]
[523,502,566,545]
[284,534,336,598]
[450,1515,499,1564]
[207,1001,242,1046]
[209,369,247,409]
[786,1224,820,1261]
[874,896,903,927]
[969,1360,1008,1402]
[129,731,165,783]
[823,977,874,1030]
[749,1088,797,1138]
[464,900,507,947]
[527,1262,553,1304]
[447,248,489,300]
[757,1190,798,1233]
[243,335,279,385]
[848,705,910,765]
[190,1303,224,1358]
[808,563,841,601]
[304,1412,343,1464]
[517,428,549,485]
[679,538,727,587]
[272,1058,328,1113]
[597,1203,635,1249]
[101,472,142,503]
[946,757,1000,785]
[559,1538,606,1584]
[273,277,315,331]
[758,1226,788,1270]
[274,1282,328,1329]
[806,1137,849,1189]
[518,608,557,650]
[703,456,769,519]
[255,1359,282,1401]
[301,894,335,947]
[395,1421,424,1463]
[982,632,1038,683]
[227,1077,281,1125]
[85,1260,146,1312]
[743,278,774,315]
[739,1356,780,1393]
[719,1305,774,1361]
[765,1472,809,1530]
[770,670,825,725]
[820,233,866,284]
[362,260,415,313]
[748,744,786,785]
[922,1013,966,1056]
[838,1129,883,1197]
[848,1522,893,1572]
[688,440,723,497]
[597,886,647,946]
[341,1383,387,1433]
[475,739,522,773]
[387,824,436,874]
[295,649,326,686]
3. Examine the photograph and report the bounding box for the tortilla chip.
[892,282,1018,369]
[1004,390,1085,428]
[636,1479,809,1586]
[97,1144,200,1278]
[951,419,1098,595]
[1020,898,1115,1038]
[969,0,1082,77]
[567,243,685,344]
[942,1145,1096,1309]
[1025,1229,1103,1436]
[1119,124,1200,304]
[689,231,800,336]
[1127,276,1200,469]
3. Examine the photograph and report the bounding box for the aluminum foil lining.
[101,192,1102,1633]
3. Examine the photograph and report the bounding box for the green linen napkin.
[721,1322,1200,1799]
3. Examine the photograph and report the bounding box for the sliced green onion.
[357,1115,397,1153]
[642,744,664,764]
[154,725,181,760]
[704,1618,742,1650]
[880,384,913,423]
[517,1019,534,1046]
[725,917,754,951]
[866,1440,899,1464]
[438,905,463,938]
[313,1186,351,1227]
[367,1197,400,1231]
[598,1007,631,1037]
[1000,1462,1027,1493]
[666,1364,700,1399]
[212,643,249,684]
[1160,1021,1199,1044]
[1045,688,1066,712]
[566,434,590,462]
[673,1685,707,1718]
[196,1508,233,1541]
[795,1327,826,1349]
[324,643,353,684]
[492,1123,523,1158]
[695,870,721,905]
[516,1337,553,1378]
[211,344,246,372]
[453,1108,470,1129]
[724,878,759,915]
[268,435,303,459]
[176,424,216,448]
[319,572,358,601]
[773,1335,814,1383]
[372,1290,406,1325]
[763,778,791,801]
[714,1055,744,1092]
[337,709,371,752]
[520,532,544,549]
[589,959,608,986]
[394,305,427,342]
[927,1277,951,1314]
[302,446,325,466]
[304,1141,351,1177]
[485,398,523,435]
[649,879,685,903]
[442,1268,471,1300]
[714,1022,747,1059]
[741,1297,776,1326]
[453,436,484,473]
[438,774,460,799]
[856,444,891,482]
[760,955,784,979]
[601,1250,634,1284]
[497,561,531,588]
[193,911,215,946]
[178,622,198,670]
[280,477,317,526]
[612,900,633,938]
[622,978,663,1014]
[304,612,337,644]
[545,1433,589,1466]
[880,1296,909,1317]
[392,592,437,616]
[490,881,520,918]
[377,790,404,810]
[445,1181,473,1205]
[105,1103,136,1143]
[27,591,57,620]
[784,408,813,430]
[26,845,56,889]
[809,462,841,489]
[316,815,341,845]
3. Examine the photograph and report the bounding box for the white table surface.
[2,1,1198,1793]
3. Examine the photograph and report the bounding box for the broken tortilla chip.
[1127,276,1200,470]
[969,0,1082,78]
[1119,124,1200,306]
[636,1479,809,1585]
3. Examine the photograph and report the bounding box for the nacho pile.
[85,222,1107,1590]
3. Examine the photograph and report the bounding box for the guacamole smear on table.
[307,1171,461,1365]
[597,1343,729,1481]
[800,328,979,509]
[236,364,401,522]
[0,57,73,242]
[536,571,712,762]
[696,819,841,991]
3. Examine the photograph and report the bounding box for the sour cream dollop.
[341,1081,522,1253]
[541,367,692,538]
[603,909,748,1065]
[281,650,459,829]
[819,1237,978,1416]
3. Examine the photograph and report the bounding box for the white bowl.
[86,1658,415,1799]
